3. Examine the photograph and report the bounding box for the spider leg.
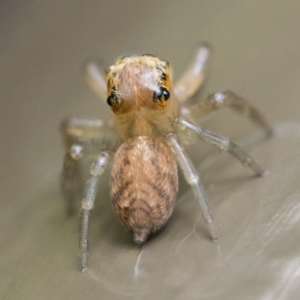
[79,151,112,272]
[61,117,113,144]
[61,143,84,215]
[187,91,273,136]
[84,60,107,101]
[174,43,212,103]
[60,117,118,214]
[174,116,265,176]
[165,133,218,242]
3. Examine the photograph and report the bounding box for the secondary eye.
[161,73,167,80]
[154,87,170,101]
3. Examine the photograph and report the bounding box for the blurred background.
[1,1,300,299]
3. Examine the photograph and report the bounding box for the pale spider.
[61,44,272,272]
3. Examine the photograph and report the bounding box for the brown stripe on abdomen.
[110,136,178,243]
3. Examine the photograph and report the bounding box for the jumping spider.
[61,44,272,272]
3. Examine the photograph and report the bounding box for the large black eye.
[107,95,113,106]
[154,87,170,101]
[107,93,118,106]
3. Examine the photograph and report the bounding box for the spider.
[61,44,272,272]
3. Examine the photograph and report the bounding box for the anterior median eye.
[107,93,119,106]
[107,95,113,106]
[154,87,170,101]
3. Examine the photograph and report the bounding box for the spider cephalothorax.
[105,55,179,141]
[105,55,172,113]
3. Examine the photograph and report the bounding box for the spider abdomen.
[110,136,178,244]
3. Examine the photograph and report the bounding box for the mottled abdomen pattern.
[110,136,178,243]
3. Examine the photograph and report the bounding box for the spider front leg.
[188,91,273,136]
[174,116,265,176]
[165,133,218,242]
[79,151,112,272]
[84,60,107,101]
[174,43,212,103]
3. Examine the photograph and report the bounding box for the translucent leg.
[60,117,119,214]
[61,143,84,215]
[83,60,107,100]
[174,43,212,103]
[79,151,112,272]
[165,133,218,242]
[61,117,114,144]
[174,116,265,176]
[189,91,273,135]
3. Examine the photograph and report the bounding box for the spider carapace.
[61,44,272,272]
[106,55,178,139]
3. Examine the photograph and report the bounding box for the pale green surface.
[1,1,300,299]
